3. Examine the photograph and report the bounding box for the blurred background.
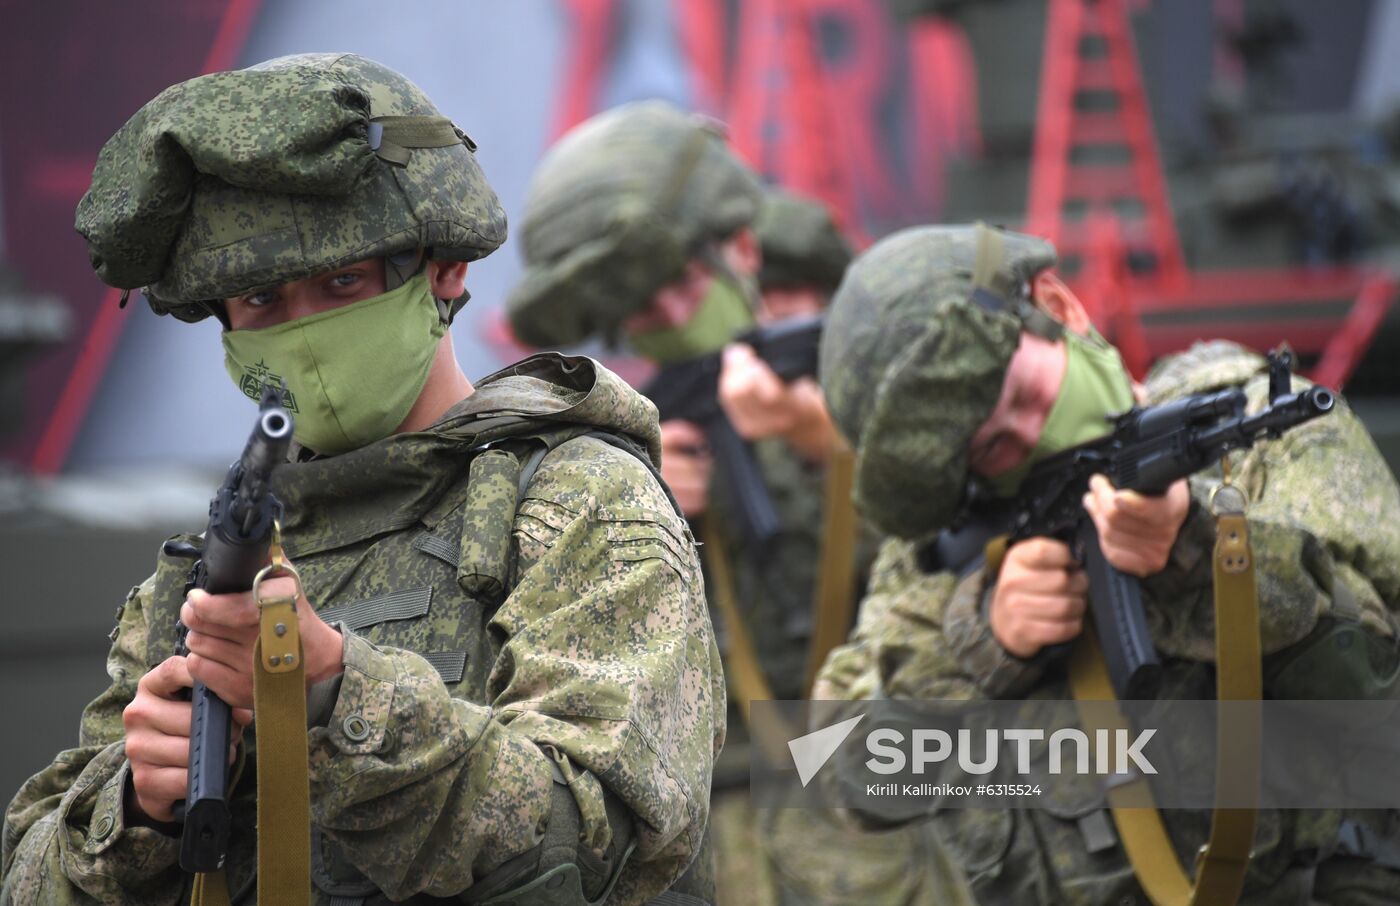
[3,0,1400,800]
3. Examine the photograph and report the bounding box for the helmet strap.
[385,247,429,291]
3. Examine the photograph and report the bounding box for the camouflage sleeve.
[1,577,184,905]
[814,539,1045,704]
[1142,388,1400,661]
[307,436,720,904]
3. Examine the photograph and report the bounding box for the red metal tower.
[1026,0,1396,388]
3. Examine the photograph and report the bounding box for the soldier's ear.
[427,260,469,301]
[721,227,762,278]
[1031,272,1093,336]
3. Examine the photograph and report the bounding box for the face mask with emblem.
[222,272,446,455]
[982,327,1137,497]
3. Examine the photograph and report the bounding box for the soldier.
[507,104,829,905]
[506,101,844,734]
[753,188,852,321]
[816,223,1400,903]
[0,54,722,905]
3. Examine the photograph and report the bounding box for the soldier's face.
[966,331,1067,479]
[626,260,713,332]
[624,230,761,333]
[223,258,469,331]
[759,286,825,324]
[224,259,390,330]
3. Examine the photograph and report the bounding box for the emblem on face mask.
[239,360,300,412]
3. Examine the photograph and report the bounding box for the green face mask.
[222,273,446,455]
[627,271,756,365]
[984,328,1137,497]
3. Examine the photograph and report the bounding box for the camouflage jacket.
[815,342,1400,904]
[0,354,723,906]
[705,437,878,786]
[708,438,841,698]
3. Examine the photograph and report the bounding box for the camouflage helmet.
[506,100,763,347]
[76,53,507,323]
[755,189,854,296]
[819,223,1058,540]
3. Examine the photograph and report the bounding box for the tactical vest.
[142,420,708,906]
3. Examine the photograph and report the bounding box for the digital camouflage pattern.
[706,439,869,704]
[506,101,764,348]
[816,341,1400,904]
[1,354,724,905]
[76,53,506,322]
[754,190,853,295]
[819,224,1056,541]
[707,440,886,906]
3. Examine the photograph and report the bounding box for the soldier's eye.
[329,271,362,289]
[242,291,277,308]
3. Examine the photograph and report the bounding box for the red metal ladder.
[1024,0,1394,388]
[727,0,866,244]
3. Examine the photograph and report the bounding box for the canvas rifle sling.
[1067,472,1261,906]
[192,522,311,906]
[804,443,860,694]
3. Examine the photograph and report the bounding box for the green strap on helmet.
[368,115,472,166]
[969,222,1063,341]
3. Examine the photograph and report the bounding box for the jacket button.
[342,714,372,741]
[93,815,114,840]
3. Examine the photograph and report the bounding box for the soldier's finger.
[1089,474,1118,508]
[124,691,195,738]
[187,588,260,629]
[753,365,785,407]
[1099,542,1158,578]
[141,655,195,700]
[125,730,190,768]
[1030,565,1090,597]
[1097,511,1172,545]
[186,655,254,710]
[132,767,187,816]
[1026,616,1084,646]
[184,631,254,673]
[723,342,759,368]
[231,708,254,727]
[661,419,707,451]
[181,602,257,644]
[1014,538,1076,569]
[1107,486,1157,518]
[1018,592,1087,623]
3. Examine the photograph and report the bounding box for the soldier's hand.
[182,573,343,711]
[660,419,712,517]
[122,655,252,824]
[989,538,1089,658]
[1082,474,1190,577]
[719,343,836,460]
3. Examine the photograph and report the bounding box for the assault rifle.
[163,383,294,872]
[924,350,1334,699]
[641,314,823,549]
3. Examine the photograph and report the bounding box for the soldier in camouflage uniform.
[0,54,722,905]
[506,102,846,736]
[506,105,908,905]
[815,223,1400,904]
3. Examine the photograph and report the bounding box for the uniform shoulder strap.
[455,425,683,607]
